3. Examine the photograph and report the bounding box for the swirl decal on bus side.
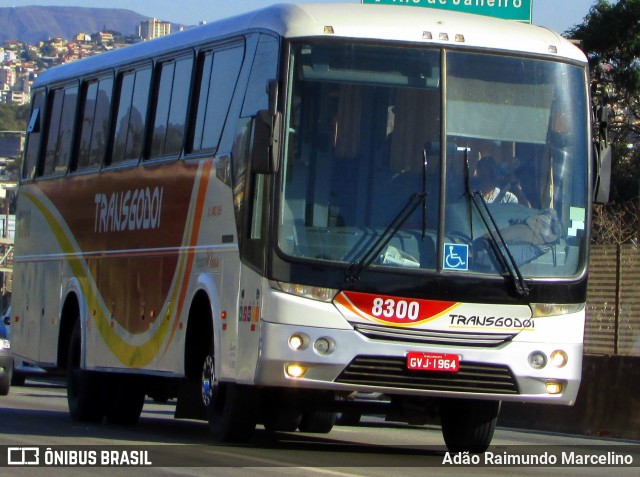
[20,161,212,368]
[334,291,459,327]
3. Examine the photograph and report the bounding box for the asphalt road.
[0,377,638,476]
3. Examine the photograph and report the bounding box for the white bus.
[11,3,606,452]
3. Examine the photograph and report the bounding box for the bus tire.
[67,321,105,422]
[201,352,258,442]
[0,361,11,395]
[298,411,336,433]
[263,407,303,432]
[105,375,145,425]
[440,399,500,453]
[336,411,362,426]
[11,372,26,386]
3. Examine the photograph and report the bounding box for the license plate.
[407,352,459,372]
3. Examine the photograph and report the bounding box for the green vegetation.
[0,103,29,132]
[569,0,640,244]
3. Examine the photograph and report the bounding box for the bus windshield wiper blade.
[345,192,426,283]
[463,152,529,297]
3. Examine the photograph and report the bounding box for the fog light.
[528,351,547,369]
[546,381,563,394]
[285,363,307,378]
[313,337,334,355]
[288,334,306,351]
[550,350,568,368]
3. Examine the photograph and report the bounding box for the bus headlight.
[313,337,335,355]
[530,303,584,317]
[528,351,547,369]
[0,338,10,350]
[271,281,337,303]
[550,350,568,368]
[285,363,307,378]
[288,333,308,351]
[545,381,563,394]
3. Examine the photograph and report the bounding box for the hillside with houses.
[0,6,183,107]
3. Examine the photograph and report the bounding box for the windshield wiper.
[345,192,426,282]
[346,152,429,283]
[463,151,529,297]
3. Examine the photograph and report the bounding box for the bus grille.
[335,356,519,394]
[353,323,515,347]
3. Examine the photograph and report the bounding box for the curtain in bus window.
[334,85,361,159]
[150,55,193,159]
[192,45,243,151]
[389,88,440,173]
[447,76,553,144]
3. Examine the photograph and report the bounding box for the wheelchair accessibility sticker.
[443,243,468,271]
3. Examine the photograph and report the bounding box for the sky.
[0,0,604,34]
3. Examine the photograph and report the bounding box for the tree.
[568,0,640,243]
[0,103,29,132]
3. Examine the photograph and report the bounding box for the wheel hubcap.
[201,355,215,407]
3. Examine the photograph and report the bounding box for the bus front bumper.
[254,320,582,405]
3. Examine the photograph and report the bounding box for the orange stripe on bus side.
[163,160,213,354]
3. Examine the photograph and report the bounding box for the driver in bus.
[475,155,519,204]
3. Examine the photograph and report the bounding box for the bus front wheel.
[201,352,258,442]
[298,410,336,434]
[67,321,105,422]
[440,398,500,453]
[105,375,145,425]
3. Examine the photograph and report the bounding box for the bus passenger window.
[192,45,243,152]
[241,35,279,117]
[150,55,193,159]
[111,67,151,165]
[23,91,44,180]
[43,86,77,176]
[77,76,113,170]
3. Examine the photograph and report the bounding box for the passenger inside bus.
[475,155,519,204]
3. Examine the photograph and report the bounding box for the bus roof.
[34,3,586,87]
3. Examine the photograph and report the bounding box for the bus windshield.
[278,41,589,279]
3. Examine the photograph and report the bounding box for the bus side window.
[241,34,279,117]
[42,85,78,176]
[111,67,151,165]
[237,34,279,271]
[23,91,45,180]
[149,54,193,159]
[76,76,113,171]
[191,44,244,152]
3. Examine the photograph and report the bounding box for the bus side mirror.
[594,144,611,204]
[251,109,281,174]
[593,103,611,205]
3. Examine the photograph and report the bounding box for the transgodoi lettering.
[94,187,163,234]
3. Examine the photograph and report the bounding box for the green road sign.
[362,0,532,23]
